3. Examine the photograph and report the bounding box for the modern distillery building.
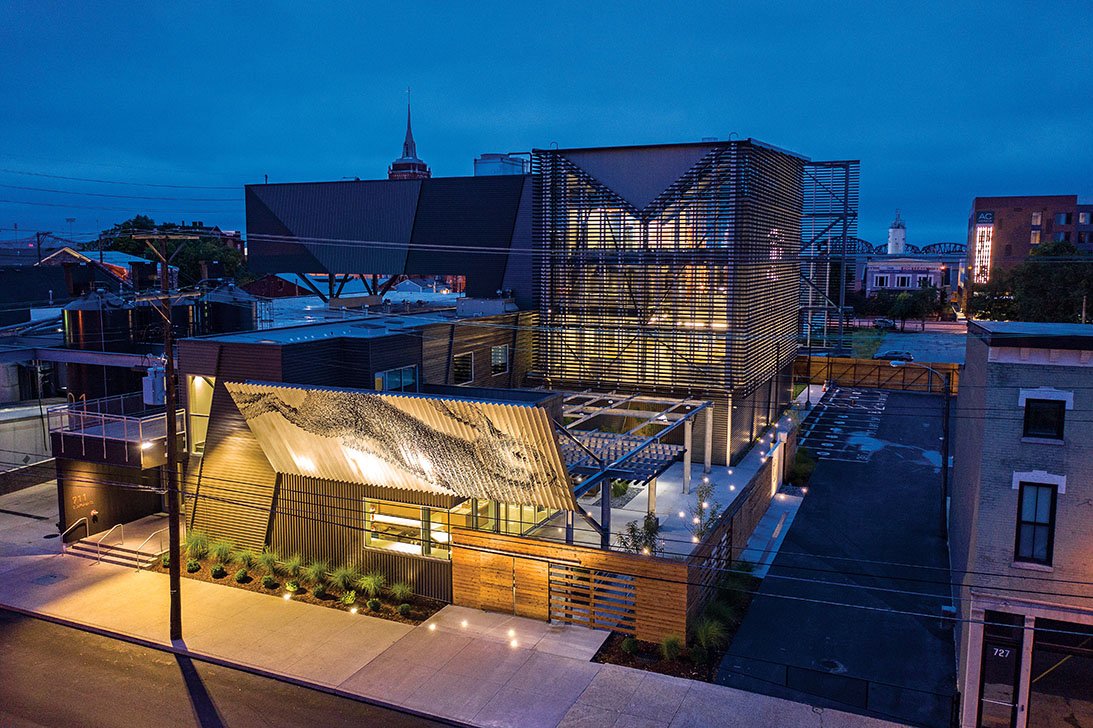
[48,137,841,640]
[533,140,804,465]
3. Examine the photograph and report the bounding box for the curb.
[0,601,468,727]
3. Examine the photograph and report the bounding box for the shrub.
[282,553,303,578]
[620,637,639,655]
[340,590,357,606]
[211,564,227,579]
[611,480,629,498]
[234,549,257,569]
[355,571,385,598]
[285,580,300,593]
[617,513,661,555]
[234,568,249,584]
[706,600,740,628]
[397,603,411,616]
[387,581,413,603]
[660,634,682,661]
[161,553,170,569]
[261,574,278,590]
[186,559,201,573]
[331,564,360,592]
[184,530,208,560]
[691,618,728,660]
[210,539,235,565]
[257,549,280,576]
[787,447,816,486]
[367,598,381,612]
[302,560,329,595]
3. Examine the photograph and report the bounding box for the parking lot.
[719,388,956,727]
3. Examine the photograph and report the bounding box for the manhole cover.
[31,574,66,586]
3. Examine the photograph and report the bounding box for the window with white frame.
[1015,482,1057,565]
[490,344,510,375]
[895,274,911,288]
[873,274,889,288]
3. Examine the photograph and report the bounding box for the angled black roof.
[245,174,532,306]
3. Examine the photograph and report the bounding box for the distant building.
[387,101,431,180]
[967,195,1093,283]
[474,153,528,176]
[862,257,947,296]
[887,209,907,254]
[951,320,1093,727]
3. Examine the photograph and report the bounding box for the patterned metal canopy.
[225,381,576,510]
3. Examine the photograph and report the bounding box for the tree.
[966,267,1016,321]
[100,216,250,285]
[969,242,1093,323]
[888,292,924,332]
[617,513,661,555]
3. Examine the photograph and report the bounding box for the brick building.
[967,195,1093,283]
[950,320,1093,727]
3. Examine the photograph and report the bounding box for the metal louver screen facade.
[224,382,576,510]
[532,141,803,398]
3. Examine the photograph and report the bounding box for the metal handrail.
[92,523,126,563]
[134,527,169,571]
[59,517,89,554]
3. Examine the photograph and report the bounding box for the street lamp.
[890,360,950,538]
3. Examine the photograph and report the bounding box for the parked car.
[873,318,897,330]
[873,350,915,361]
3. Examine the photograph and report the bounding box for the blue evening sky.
[1,2,1090,244]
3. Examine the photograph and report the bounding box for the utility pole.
[940,370,951,538]
[35,231,43,264]
[135,230,196,643]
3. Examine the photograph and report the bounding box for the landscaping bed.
[592,564,762,682]
[155,531,444,625]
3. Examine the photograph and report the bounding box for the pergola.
[555,390,713,547]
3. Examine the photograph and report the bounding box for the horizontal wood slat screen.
[794,356,960,395]
[451,527,688,642]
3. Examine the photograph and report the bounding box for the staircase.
[64,513,175,569]
[65,539,164,569]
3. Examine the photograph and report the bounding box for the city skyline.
[2,2,1091,244]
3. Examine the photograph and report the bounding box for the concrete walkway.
[0,486,902,727]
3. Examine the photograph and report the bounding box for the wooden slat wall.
[794,355,960,395]
[420,311,536,388]
[686,427,798,619]
[451,527,689,642]
[184,342,282,551]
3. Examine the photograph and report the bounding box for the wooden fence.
[794,356,960,395]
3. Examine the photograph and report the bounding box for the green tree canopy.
[101,216,249,285]
[968,242,1093,322]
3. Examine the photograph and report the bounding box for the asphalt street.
[0,608,446,728]
[719,389,956,728]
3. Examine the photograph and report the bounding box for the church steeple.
[389,88,431,180]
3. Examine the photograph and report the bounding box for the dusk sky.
[1,2,1090,245]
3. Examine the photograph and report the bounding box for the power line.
[0,183,241,202]
[0,168,241,190]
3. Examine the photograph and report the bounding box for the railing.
[59,517,89,553]
[47,393,185,464]
[134,527,169,571]
[92,523,125,563]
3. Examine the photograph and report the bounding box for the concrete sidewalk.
[0,488,902,727]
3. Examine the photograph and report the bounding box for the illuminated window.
[374,365,417,392]
[490,344,510,375]
[363,499,451,560]
[452,352,474,384]
[187,375,215,455]
[974,224,993,284]
[1031,212,1042,225]
[1080,212,1091,225]
[1030,230,1041,245]
[1015,483,1056,565]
